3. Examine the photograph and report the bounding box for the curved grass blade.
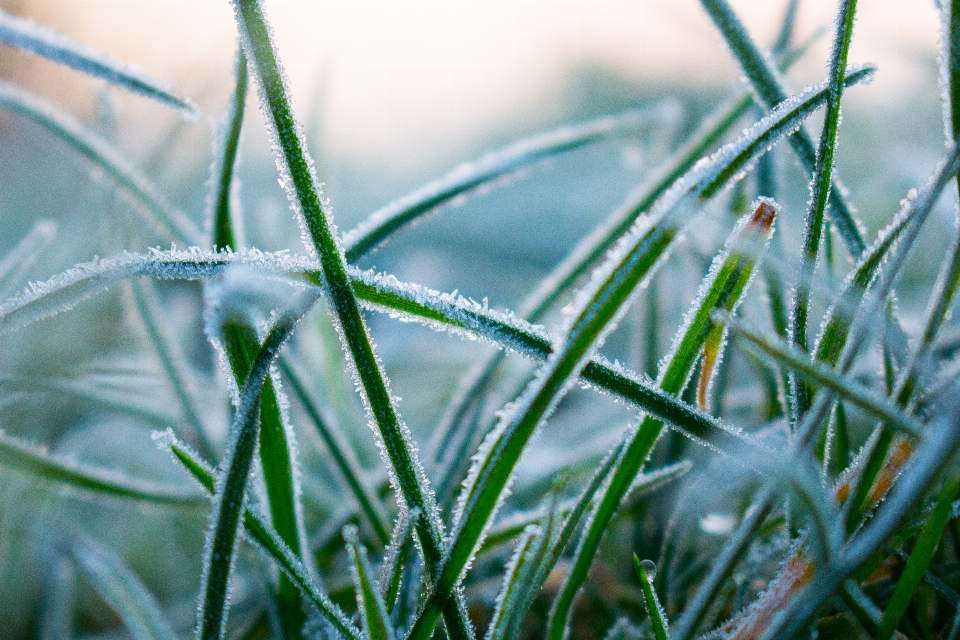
[0,219,56,296]
[155,429,361,640]
[790,0,859,420]
[716,311,923,436]
[634,556,670,640]
[71,537,177,640]
[485,524,542,640]
[546,201,777,640]
[195,303,311,640]
[0,8,196,115]
[0,82,201,244]
[876,476,960,640]
[279,357,392,545]
[129,278,215,458]
[341,104,680,260]
[211,47,248,252]
[344,525,396,640]
[0,429,205,506]
[698,0,866,257]
[231,2,472,636]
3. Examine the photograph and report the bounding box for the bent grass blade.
[0,8,197,115]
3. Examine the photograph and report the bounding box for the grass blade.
[38,554,75,640]
[698,0,866,257]
[717,311,923,436]
[484,524,542,640]
[218,320,308,637]
[0,8,196,115]
[341,104,680,260]
[155,429,361,640]
[790,0,859,420]
[0,82,200,244]
[379,508,418,613]
[195,304,309,640]
[71,537,177,640]
[876,476,960,640]
[546,201,776,640]
[634,556,670,640]
[279,357,392,545]
[0,429,205,506]
[344,525,396,640]
[0,220,56,296]
[129,278,215,458]
[211,47,248,252]
[0,81,201,244]
[231,2,472,636]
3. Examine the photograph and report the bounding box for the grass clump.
[2,1,960,639]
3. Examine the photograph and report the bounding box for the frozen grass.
[2,0,960,639]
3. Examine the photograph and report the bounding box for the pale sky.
[5,0,944,160]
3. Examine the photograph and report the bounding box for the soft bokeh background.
[0,0,954,637]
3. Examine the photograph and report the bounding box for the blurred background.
[0,0,953,637]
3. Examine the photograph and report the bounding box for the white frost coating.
[351,267,551,353]
[0,247,318,335]
[205,262,311,330]
[0,219,56,295]
[340,101,683,255]
[0,8,197,116]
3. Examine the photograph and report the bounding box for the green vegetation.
[2,0,960,638]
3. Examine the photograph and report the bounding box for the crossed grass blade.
[408,61,869,638]
[546,200,777,640]
[155,430,361,640]
[231,1,472,636]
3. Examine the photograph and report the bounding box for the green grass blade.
[217,319,308,638]
[717,312,922,435]
[196,308,305,640]
[129,278,215,458]
[279,357,392,545]
[379,508,418,613]
[38,554,75,640]
[0,81,201,244]
[485,524,542,640]
[231,2,471,637]
[0,8,196,115]
[634,556,670,640]
[876,476,960,640]
[0,219,56,296]
[698,0,866,257]
[546,202,776,640]
[211,47,248,251]
[341,104,679,260]
[0,429,205,506]
[156,429,361,640]
[71,537,177,640]
[344,525,396,640]
[790,0,859,419]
